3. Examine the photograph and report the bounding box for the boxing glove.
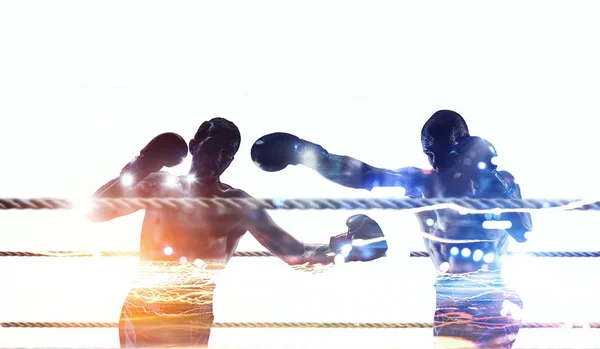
[449,136,513,196]
[329,214,388,262]
[120,132,188,179]
[251,132,328,172]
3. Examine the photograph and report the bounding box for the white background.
[1,1,599,348]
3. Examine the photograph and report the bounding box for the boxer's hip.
[434,269,522,309]
[119,290,215,348]
[123,264,217,319]
[123,287,214,317]
[433,270,523,347]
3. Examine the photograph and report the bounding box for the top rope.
[0,197,599,212]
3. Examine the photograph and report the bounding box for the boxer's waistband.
[435,269,508,289]
[131,261,223,288]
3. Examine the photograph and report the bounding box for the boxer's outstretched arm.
[86,172,167,222]
[246,208,334,265]
[230,190,333,265]
[252,133,427,193]
[309,152,428,193]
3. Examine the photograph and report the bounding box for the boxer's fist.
[329,214,388,262]
[449,136,514,196]
[251,132,328,172]
[140,132,188,167]
[449,136,498,179]
[121,133,188,177]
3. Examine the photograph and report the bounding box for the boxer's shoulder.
[131,172,180,196]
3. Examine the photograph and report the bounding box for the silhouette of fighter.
[86,118,388,348]
[251,110,533,348]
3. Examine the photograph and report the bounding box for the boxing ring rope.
[1,196,600,212]
[1,251,599,258]
[2,196,600,348]
[2,321,598,329]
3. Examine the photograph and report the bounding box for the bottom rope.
[0,345,580,349]
[1,322,598,329]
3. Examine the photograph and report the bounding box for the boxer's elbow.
[508,221,532,243]
[504,212,532,242]
[85,201,136,222]
[518,213,533,238]
[524,214,533,232]
[510,232,528,243]
[86,215,109,223]
[85,210,115,223]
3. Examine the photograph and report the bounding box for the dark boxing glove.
[329,214,388,262]
[120,132,188,180]
[251,132,329,172]
[448,136,513,197]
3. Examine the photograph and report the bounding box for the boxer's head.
[189,118,241,180]
[421,110,469,173]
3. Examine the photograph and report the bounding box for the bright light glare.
[439,262,450,272]
[120,173,134,187]
[501,254,536,291]
[501,300,522,320]
[164,175,178,187]
[186,174,196,183]
[300,150,318,168]
[334,254,345,265]
[482,220,512,230]
[340,244,352,257]
[163,246,173,255]
[74,198,94,216]
[371,186,407,197]
[351,236,386,247]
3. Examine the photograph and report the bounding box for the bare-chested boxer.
[251,110,533,348]
[86,118,388,348]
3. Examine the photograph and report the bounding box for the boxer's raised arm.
[251,132,429,193]
[86,172,169,222]
[86,133,188,222]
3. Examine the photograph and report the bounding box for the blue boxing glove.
[449,136,513,197]
[329,214,388,262]
[251,132,329,172]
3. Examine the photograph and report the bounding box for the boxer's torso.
[421,173,510,274]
